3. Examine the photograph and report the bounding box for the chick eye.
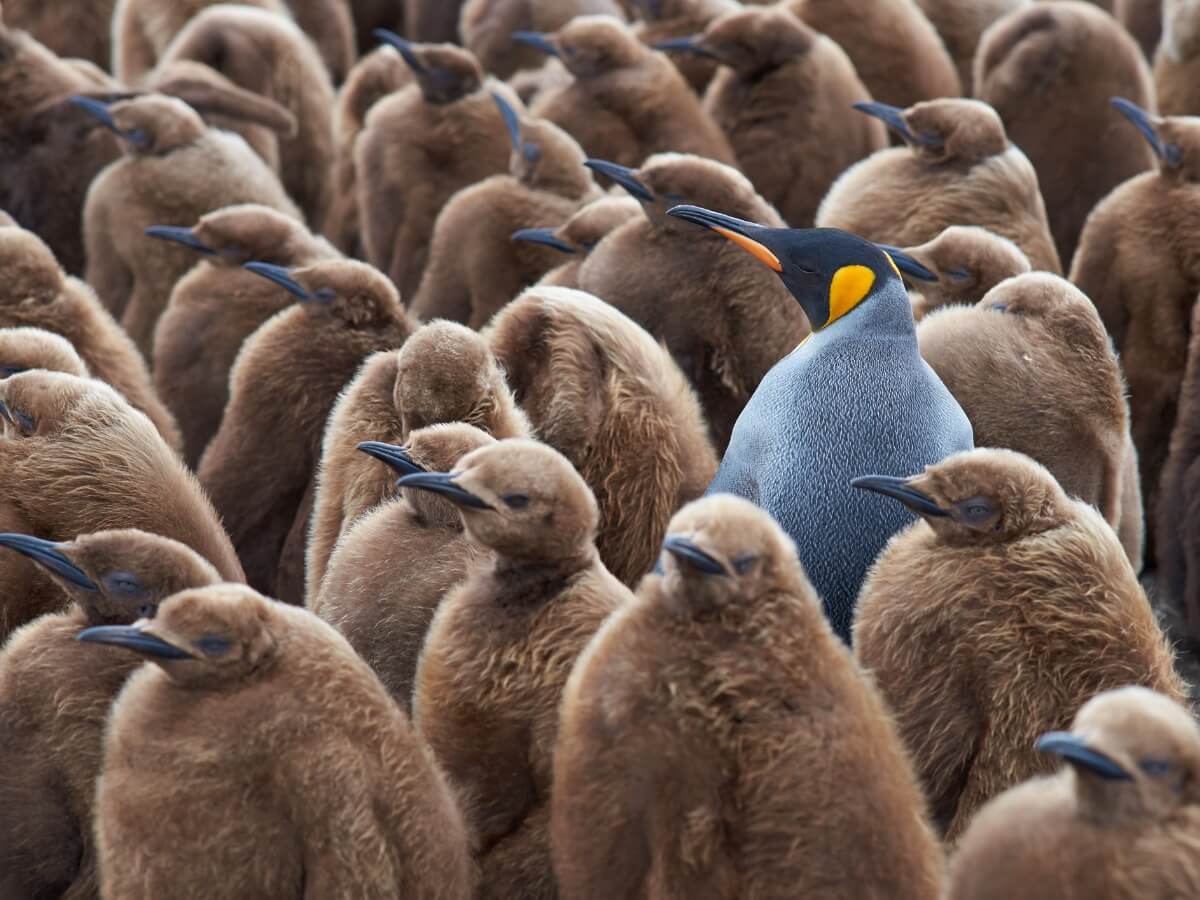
[196,634,231,657]
[958,497,996,524]
[314,287,336,304]
[127,128,149,147]
[104,571,144,597]
[1139,759,1173,777]
[732,553,756,575]
[579,239,597,251]
[503,493,530,509]
[990,303,1007,313]
[0,365,27,378]
[1166,144,1183,167]
[523,143,541,163]
[947,268,972,282]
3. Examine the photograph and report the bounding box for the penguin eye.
[104,571,144,597]
[127,128,150,147]
[956,496,997,526]
[990,303,1007,313]
[0,365,27,378]
[502,493,530,509]
[579,239,597,251]
[196,634,232,657]
[732,553,757,575]
[314,287,336,304]
[1166,144,1183,168]
[523,143,541,163]
[1139,759,1173,777]
[947,268,972,282]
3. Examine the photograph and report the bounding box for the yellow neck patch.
[825,265,876,328]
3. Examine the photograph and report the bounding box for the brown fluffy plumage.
[632,0,739,94]
[1,0,116,67]
[853,449,1184,842]
[817,98,1062,273]
[95,583,473,900]
[460,0,627,79]
[913,0,1026,94]
[901,225,1031,320]
[0,529,220,900]
[412,439,633,900]
[0,326,87,378]
[405,0,468,42]
[1156,0,1200,117]
[554,495,945,899]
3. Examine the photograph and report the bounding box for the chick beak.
[0,534,98,591]
[512,227,576,254]
[242,262,311,301]
[76,624,194,660]
[356,441,425,478]
[144,226,215,255]
[666,204,783,273]
[1036,732,1133,781]
[654,36,719,60]
[583,159,656,202]
[394,472,493,510]
[1111,97,1181,166]
[374,29,427,74]
[852,102,942,147]
[850,475,950,519]
[663,535,729,576]
[512,31,560,58]
[876,245,937,282]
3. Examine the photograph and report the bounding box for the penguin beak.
[654,36,719,60]
[492,91,524,154]
[875,245,937,282]
[144,225,215,255]
[0,534,98,591]
[852,102,942,147]
[850,475,950,519]
[357,441,425,479]
[667,204,783,273]
[374,29,427,74]
[0,366,28,379]
[394,472,494,510]
[512,227,576,254]
[243,261,311,301]
[1111,97,1182,167]
[76,624,195,660]
[1036,732,1133,781]
[663,535,728,576]
[583,159,655,202]
[69,95,119,132]
[512,31,560,58]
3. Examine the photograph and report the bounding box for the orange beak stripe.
[713,226,782,272]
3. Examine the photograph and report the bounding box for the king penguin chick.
[1,0,116,69]
[899,225,1031,320]
[668,204,973,640]
[411,92,602,327]
[460,0,627,79]
[659,5,884,228]
[78,93,299,359]
[518,16,737,169]
[817,98,1062,273]
[485,286,718,586]
[312,423,495,711]
[0,371,243,640]
[148,204,340,467]
[89,583,473,900]
[553,495,945,899]
[199,259,415,604]
[576,154,807,450]
[0,529,220,900]
[1072,100,1200,566]
[1155,0,1200,117]
[407,439,633,900]
[852,448,1185,842]
[513,194,642,288]
[975,0,1156,269]
[306,320,530,599]
[913,0,1027,94]
[0,221,183,452]
[0,326,87,378]
[917,273,1141,567]
[945,686,1200,900]
[356,33,513,299]
[630,0,738,95]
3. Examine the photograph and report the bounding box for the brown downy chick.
[312,423,495,711]
[945,686,1200,900]
[554,495,945,899]
[0,326,87,378]
[1156,0,1200,117]
[0,222,183,451]
[327,45,411,256]
[631,0,739,95]
[0,530,220,900]
[408,439,633,900]
[149,204,339,467]
[575,153,808,450]
[91,583,474,900]
[156,5,336,230]
[306,320,530,598]
[515,194,642,288]
[412,92,602,327]
[198,259,416,604]
[1072,101,1200,568]
[486,286,718,586]
[673,5,885,227]
[900,225,1031,320]
[975,1,1156,269]
[913,0,1027,94]
[1119,0,1162,62]
[79,93,299,359]
[917,273,1139,568]
[405,0,469,42]
[521,15,737,169]
[783,0,960,109]
[817,98,1062,273]
[460,0,627,79]
[852,448,1185,843]
[356,34,513,299]
[1,0,116,68]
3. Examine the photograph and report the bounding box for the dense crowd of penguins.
[3,0,1200,897]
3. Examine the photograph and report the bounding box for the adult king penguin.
[668,205,973,640]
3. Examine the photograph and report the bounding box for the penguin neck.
[806,282,918,349]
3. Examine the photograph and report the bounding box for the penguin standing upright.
[668,205,973,640]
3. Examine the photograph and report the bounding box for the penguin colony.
[5,1,1200,897]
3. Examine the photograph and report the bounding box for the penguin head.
[973,273,1112,358]
[853,98,1008,164]
[393,321,504,435]
[0,226,66,306]
[1111,97,1200,181]
[70,94,206,156]
[657,6,816,79]
[852,449,1071,546]
[901,226,1032,320]
[491,91,589,193]
[515,17,645,80]
[668,204,930,331]
[0,369,102,441]
[242,259,405,329]
[396,439,599,565]
[1037,686,1200,823]
[146,205,308,268]
[374,30,483,104]
[0,328,86,379]
[511,196,641,258]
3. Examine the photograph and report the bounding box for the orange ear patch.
[713,227,783,272]
[826,265,876,327]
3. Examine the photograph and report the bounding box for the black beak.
[654,36,719,60]
[76,624,194,659]
[667,204,783,272]
[492,91,524,154]
[144,225,215,255]
[663,535,728,576]
[1111,97,1181,167]
[357,441,425,478]
[69,95,119,132]
[512,227,576,254]
[395,472,493,510]
[876,245,937,282]
[850,475,949,519]
[584,159,655,202]
[852,102,942,147]
[374,29,426,74]
[512,31,559,58]
[0,534,98,591]
[0,366,28,378]
[1036,732,1132,781]
[243,261,311,301]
